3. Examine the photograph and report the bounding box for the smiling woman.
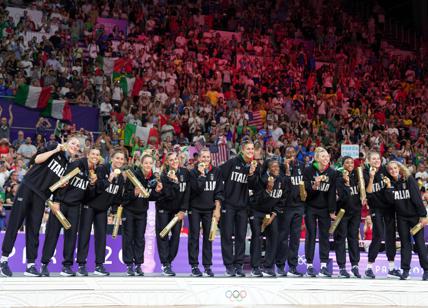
[40,147,101,277]
[363,150,400,279]
[0,140,76,277]
[384,160,428,280]
[155,151,190,276]
[76,148,126,277]
[302,147,337,278]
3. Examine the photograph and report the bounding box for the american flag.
[248,110,263,129]
[210,136,229,167]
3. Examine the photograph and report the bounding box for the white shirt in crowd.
[112,86,123,101]
[17,143,37,164]
[0,170,10,189]
[100,102,113,116]
[125,114,142,126]
[271,126,284,142]
[20,60,33,76]
[88,43,99,59]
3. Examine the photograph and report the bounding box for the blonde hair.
[367,150,380,162]
[386,160,411,180]
[199,148,211,155]
[314,147,328,161]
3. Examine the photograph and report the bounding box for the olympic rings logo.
[225,290,247,302]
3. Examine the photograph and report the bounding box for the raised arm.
[34,144,62,164]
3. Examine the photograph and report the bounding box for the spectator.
[35,134,46,150]
[100,100,113,131]
[0,139,10,157]
[0,105,13,141]
[35,117,52,138]
[0,160,11,190]
[17,137,37,165]
[46,134,58,147]
[12,130,25,149]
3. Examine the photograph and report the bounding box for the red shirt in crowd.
[0,145,9,155]
[111,111,125,124]
[374,111,386,125]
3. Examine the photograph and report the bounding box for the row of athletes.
[0,137,427,280]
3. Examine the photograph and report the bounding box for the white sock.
[389,262,395,271]
[321,262,327,268]
[307,263,313,268]
[352,265,358,269]
[27,263,35,269]
[367,263,372,270]
[0,256,8,263]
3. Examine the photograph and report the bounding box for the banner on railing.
[0,97,99,140]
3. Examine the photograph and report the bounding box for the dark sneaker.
[40,264,50,277]
[400,270,410,280]
[225,265,235,277]
[60,266,76,277]
[319,266,332,278]
[191,266,202,277]
[306,266,317,277]
[387,269,401,279]
[251,267,263,277]
[338,268,350,278]
[351,266,361,278]
[126,265,135,276]
[423,271,428,281]
[288,267,303,277]
[94,265,110,276]
[162,265,176,276]
[135,265,144,276]
[365,268,376,279]
[203,267,214,277]
[77,265,88,277]
[276,265,287,277]
[235,265,246,277]
[24,265,41,277]
[262,268,276,277]
[0,261,12,277]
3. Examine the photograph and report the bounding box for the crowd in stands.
[0,0,427,231]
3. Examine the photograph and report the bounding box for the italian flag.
[15,84,51,109]
[112,74,143,97]
[112,56,143,97]
[120,76,136,97]
[124,123,157,146]
[41,99,72,121]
